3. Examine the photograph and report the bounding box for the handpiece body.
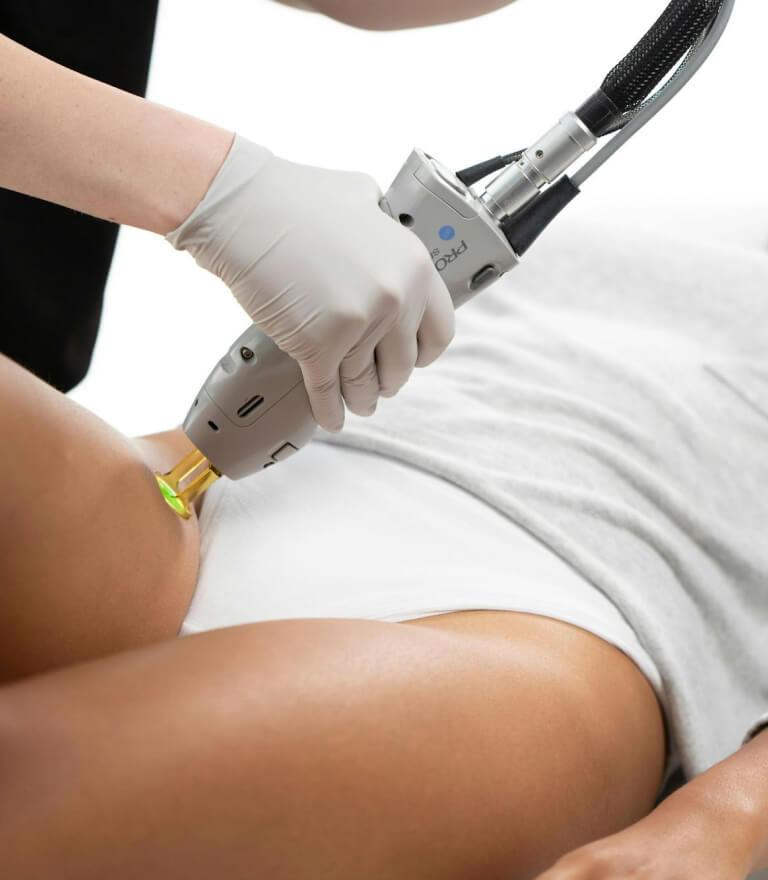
[165,1,735,502]
[183,149,521,480]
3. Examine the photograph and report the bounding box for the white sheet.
[183,440,680,788]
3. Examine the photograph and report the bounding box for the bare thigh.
[409,608,668,810]
[0,612,667,880]
[0,353,201,681]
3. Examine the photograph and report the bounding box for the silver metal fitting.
[381,148,519,309]
[480,112,597,220]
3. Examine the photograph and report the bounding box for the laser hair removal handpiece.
[158,0,734,517]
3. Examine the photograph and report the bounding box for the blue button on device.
[439,225,456,241]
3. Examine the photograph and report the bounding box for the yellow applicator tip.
[155,474,192,518]
[155,448,222,519]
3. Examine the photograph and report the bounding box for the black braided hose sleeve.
[601,0,723,112]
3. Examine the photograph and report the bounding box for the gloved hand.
[166,134,455,432]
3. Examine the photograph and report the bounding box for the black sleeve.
[0,1,160,392]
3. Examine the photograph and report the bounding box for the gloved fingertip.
[320,414,345,433]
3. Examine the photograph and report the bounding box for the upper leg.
[1,613,666,880]
[408,609,668,809]
[400,609,668,875]
[0,353,200,681]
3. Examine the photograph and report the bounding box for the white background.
[69,0,768,436]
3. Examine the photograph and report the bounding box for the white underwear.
[182,440,680,788]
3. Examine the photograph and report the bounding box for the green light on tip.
[155,475,190,518]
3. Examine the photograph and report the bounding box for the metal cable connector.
[479,113,596,220]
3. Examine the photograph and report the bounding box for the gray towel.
[316,216,768,785]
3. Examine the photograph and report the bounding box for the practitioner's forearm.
[274,0,516,30]
[0,34,233,234]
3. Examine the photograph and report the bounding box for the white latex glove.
[166,134,455,432]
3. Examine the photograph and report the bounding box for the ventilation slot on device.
[237,395,265,419]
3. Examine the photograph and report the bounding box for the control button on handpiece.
[470,265,501,292]
[271,442,300,462]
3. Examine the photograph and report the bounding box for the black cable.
[578,0,724,135]
[597,34,703,135]
[601,0,723,114]
[573,0,733,187]
[499,0,733,254]
[457,0,725,182]
[456,151,524,187]
[501,177,581,256]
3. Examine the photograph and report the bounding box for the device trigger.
[470,265,501,292]
[271,442,299,462]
